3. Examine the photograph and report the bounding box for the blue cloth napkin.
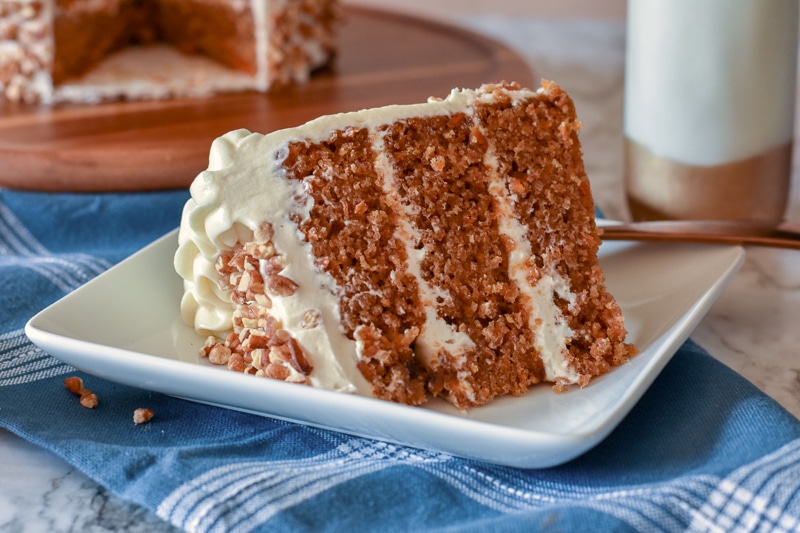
[3,187,800,533]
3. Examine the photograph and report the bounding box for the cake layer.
[154,0,258,75]
[52,0,156,85]
[175,82,634,409]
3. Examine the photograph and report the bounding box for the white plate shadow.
[26,223,744,468]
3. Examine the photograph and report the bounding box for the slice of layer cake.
[0,0,336,104]
[175,81,635,410]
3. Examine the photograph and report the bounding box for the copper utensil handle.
[599,220,800,250]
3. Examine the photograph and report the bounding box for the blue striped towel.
[3,187,800,532]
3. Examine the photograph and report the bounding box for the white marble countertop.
[3,11,800,533]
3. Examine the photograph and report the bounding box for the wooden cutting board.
[0,6,532,192]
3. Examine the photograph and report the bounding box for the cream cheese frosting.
[175,85,583,397]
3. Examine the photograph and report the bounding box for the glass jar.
[624,0,798,222]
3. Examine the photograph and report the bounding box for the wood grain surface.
[0,6,532,192]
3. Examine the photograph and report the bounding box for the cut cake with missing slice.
[1,0,336,104]
[175,81,635,410]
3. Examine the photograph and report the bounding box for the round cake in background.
[0,0,337,104]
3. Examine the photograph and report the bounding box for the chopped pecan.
[268,344,291,364]
[267,274,299,296]
[227,353,246,373]
[249,348,266,370]
[261,315,279,337]
[242,330,270,351]
[215,252,233,276]
[227,249,248,272]
[207,343,231,365]
[237,270,253,292]
[265,363,290,380]
[239,304,260,320]
[64,376,84,395]
[287,338,313,375]
[79,390,99,409]
[244,241,276,259]
[269,328,291,346]
[133,408,154,425]
[301,309,321,329]
[254,222,274,243]
[225,332,242,353]
[254,293,272,309]
[261,255,287,277]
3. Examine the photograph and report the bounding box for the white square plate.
[25,224,744,468]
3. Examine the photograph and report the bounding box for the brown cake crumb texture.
[0,0,337,102]
[201,81,635,410]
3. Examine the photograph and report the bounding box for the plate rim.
[24,223,745,467]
